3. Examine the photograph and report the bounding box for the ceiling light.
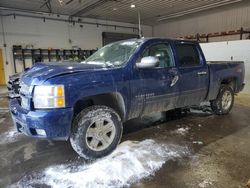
[58,0,64,6]
[113,8,117,11]
[131,4,135,8]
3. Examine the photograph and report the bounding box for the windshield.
[82,40,141,67]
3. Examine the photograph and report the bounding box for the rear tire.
[70,105,123,159]
[210,85,234,115]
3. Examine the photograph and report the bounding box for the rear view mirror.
[136,56,159,69]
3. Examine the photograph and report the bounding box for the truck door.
[135,42,179,115]
[174,42,209,107]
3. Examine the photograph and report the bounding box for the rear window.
[176,43,200,67]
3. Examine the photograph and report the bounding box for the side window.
[141,43,174,68]
[176,43,200,67]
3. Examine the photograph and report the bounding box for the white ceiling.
[0,0,247,25]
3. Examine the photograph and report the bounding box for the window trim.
[137,41,176,70]
[175,42,203,69]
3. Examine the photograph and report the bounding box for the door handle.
[197,71,207,76]
[170,75,179,87]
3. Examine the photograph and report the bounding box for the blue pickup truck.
[9,38,245,159]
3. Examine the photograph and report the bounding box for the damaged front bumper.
[9,98,73,140]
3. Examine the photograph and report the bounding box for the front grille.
[8,79,21,98]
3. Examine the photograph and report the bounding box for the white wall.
[153,2,250,94]
[0,12,152,82]
[153,2,250,41]
[201,40,250,94]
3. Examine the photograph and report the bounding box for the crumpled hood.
[21,61,105,85]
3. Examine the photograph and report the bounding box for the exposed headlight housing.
[20,83,30,95]
[33,85,65,109]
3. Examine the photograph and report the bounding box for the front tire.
[210,85,234,115]
[70,105,123,159]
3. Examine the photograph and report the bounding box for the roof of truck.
[121,37,198,44]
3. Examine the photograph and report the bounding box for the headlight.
[33,85,65,109]
[20,83,30,95]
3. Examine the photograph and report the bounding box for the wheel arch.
[73,92,126,122]
[208,76,238,101]
[221,77,237,92]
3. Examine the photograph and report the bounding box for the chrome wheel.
[86,118,116,151]
[222,90,232,110]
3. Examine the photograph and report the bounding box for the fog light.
[36,129,46,136]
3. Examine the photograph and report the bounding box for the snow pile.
[15,139,190,188]
[171,127,190,136]
[0,127,21,145]
[192,141,204,145]
[199,180,213,188]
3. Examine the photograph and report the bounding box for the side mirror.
[136,56,159,69]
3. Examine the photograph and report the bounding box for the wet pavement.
[0,86,250,188]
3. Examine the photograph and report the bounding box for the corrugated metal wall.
[154,2,250,42]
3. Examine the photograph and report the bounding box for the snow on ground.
[0,127,21,145]
[171,127,190,136]
[192,141,204,145]
[14,139,190,188]
[198,180,213,188]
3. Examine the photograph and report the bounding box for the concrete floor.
[0,86,250,188]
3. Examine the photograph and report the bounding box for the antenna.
[138,10,143,38]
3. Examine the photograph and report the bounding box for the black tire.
[70,105,123,159]
[210,85,234,115]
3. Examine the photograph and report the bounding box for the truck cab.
[129,39,209,118]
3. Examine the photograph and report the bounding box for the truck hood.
[21,61,105,85]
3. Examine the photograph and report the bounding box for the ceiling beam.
[157,0,243,21]
[71,0,108,17]
[0,11,139,31]
[40,0,52,13]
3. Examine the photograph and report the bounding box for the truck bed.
[207,61,245,100]
[207,61,244,64]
